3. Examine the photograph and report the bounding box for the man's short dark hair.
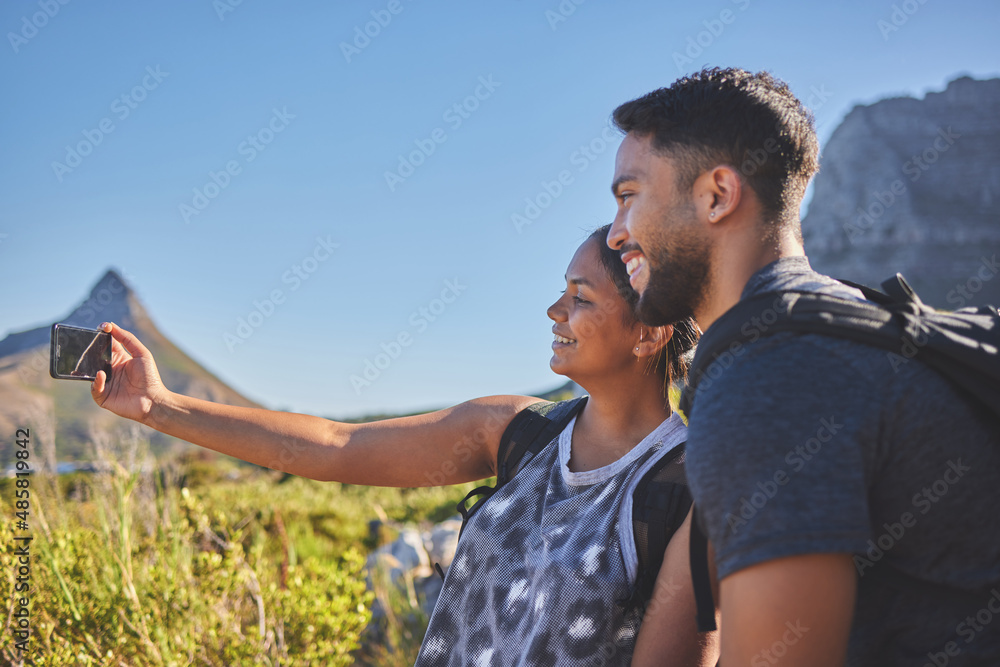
[612,67,820,237]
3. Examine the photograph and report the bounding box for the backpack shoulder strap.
[456,396,588,536]
[628,443,691,612]
[689,505,717,631]
[836,277,894,305]
[879,273,922,306]
[497,397,588,483]
[680,280,1000,420]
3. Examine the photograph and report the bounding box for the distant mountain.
[802,75,1000,307]
[0,269,261,467]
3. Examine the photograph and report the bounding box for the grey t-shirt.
[686,256,1000,666]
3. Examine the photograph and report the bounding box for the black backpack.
[454,396,692,610]
[682,273,1000,632]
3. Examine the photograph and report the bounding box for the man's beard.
[635,205,711,327]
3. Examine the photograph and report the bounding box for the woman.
[91,225,718,665]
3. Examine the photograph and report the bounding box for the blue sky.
[2,0,998,418]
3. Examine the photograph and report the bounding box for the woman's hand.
[90,322,169,425]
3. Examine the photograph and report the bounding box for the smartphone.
[50,324,112,381]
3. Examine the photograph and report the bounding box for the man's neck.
[695,226,805,332]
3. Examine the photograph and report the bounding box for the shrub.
[0,431,478,665]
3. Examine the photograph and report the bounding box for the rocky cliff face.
[802,76,1000,308]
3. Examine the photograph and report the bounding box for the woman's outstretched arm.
[91,322,543,486]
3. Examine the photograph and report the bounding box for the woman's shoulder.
[456,395,550,425]
[448,395,551,462]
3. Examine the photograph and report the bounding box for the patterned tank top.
[415,412,687,666]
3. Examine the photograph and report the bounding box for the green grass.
[0,435,480,666]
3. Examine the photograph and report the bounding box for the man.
[606,67,1000,666]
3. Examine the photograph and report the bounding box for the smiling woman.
[548,239,641,385]
[90,226,712,666]
[549,227,697,404]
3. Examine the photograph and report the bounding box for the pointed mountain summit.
[0,269,141,358]
[0,269,260,464]
[64,268,139,328]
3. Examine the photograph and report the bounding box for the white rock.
[423,515,463,569]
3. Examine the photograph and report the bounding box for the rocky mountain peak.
[93,268,131,296]
[0,268,259,463]
[802,75,1000,308]
[61,267,144,332]
[0,268,145,358]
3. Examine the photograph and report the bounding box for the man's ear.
[694,165,742,224]
[635,324,674,358]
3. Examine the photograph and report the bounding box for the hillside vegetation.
[0,430,482,666]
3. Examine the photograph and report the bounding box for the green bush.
[1,467,372,665]
[0,442,479,666]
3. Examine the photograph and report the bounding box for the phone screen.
[50,325,112,380]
